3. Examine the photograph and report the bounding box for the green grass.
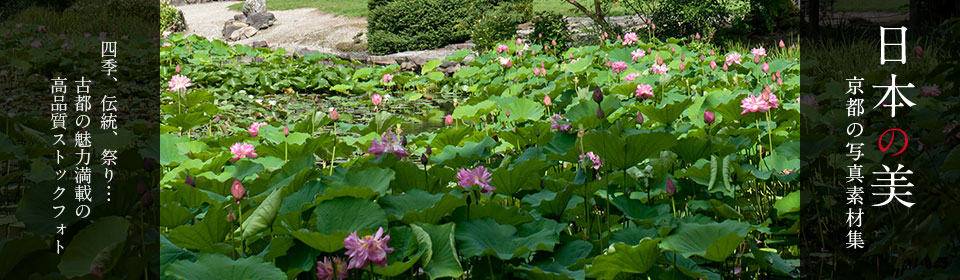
[228,0,631,18]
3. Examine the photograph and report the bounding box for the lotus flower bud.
[593,87,603,104]
[330,108,339,121]
[704,111,715,125]
[283,125,290,137]
[543,94,552,106]
[185,175,195,187]
[420,154,429,165]
[761,62,770,73]
[231,179,246,202]
[596,106,605,119]
[779,40,785,48]
[401,135,408,146]
[665,177,676,196]
[505,109,511,117]
[226,212,236,222]
[426,145,432,155]
[636,112,644,124]
[445,115,454,125]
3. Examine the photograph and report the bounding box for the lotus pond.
[159,33,801,279]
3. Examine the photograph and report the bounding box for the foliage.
[160,0,184,32]
[531,12,573,54]
[470,5,525,52]
[158,29,802,278]
[649,0,730,38]
[367,0,474,54]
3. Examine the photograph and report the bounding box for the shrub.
[160,1,185,32]
[367,0,474,55]
[649,0,730,39]
[368,0,532,54]
[531,12,572,54]
[470,6,524,51]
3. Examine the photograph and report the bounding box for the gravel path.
[178,2,367,54]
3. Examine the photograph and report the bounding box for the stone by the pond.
[242,0,267,17]
[245,12,276,30]
[222,21,248,39]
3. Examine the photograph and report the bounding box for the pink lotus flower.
[624,72,641,82]
[635,84,654,99]
[516,38,523,45]
[247,122,267,137]
[543,94,552,106]
[498,57,512,68]
[368,132,408,159]
[761,86,779,109]
[231,179,246,201]
[372,94,383,106]
[230,142,258,161]
[497,44,509,54]
[580,152,602,171]
[167,74,192,92]
[532,67,541,76]
[316,256,348,280]
[740,95,767,114]
[344,227,394,269]
[550,114,571,131]
[445,114,454,125]
[725,52,742,66]
[330,107,340,121]
[610,61,628,74]
[761,62,770,73]
[381,74,393,84]
[710,60,717,70]
[651,63,669,74]
[922,85,940,97]
[750,47,766,63]
[622,32,638,45]
[457,166,495,194]
[631,49,646,62]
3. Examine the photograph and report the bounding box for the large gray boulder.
[242,0,267,17]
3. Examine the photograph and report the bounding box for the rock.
[251,41,269,48]
[440,61,458,68]
[372,56,396,65]
[222,21,248,39]
[241,26,258,38]
[245,12,276,29]
[234,13,246,21]
[242,0,267,17]
[400,61,416,70]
